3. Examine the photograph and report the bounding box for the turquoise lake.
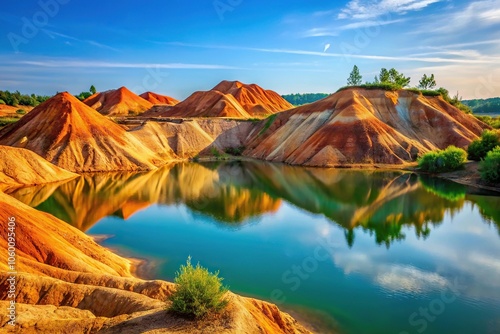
[8,161,500,334]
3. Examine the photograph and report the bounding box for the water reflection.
[7,160,500,246]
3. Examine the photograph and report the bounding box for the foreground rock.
[0,92,172,172]
[146,80,293,119]
[84,86,154,116]
[245,88,488,166]
[0,145,77,190]
[0,192,311,333]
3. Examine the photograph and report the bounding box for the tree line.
[346,65,436,90]
[463,97,500,114]
[0,90,50,107]
[0,85,97,107]
[281,93,330,106]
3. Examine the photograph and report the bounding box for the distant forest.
[282,93,329,106]
[463,97,500,114]
[0,90,50,107]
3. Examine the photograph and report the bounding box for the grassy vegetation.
[258,114,277,136]
[418,146,467,173]
[467,130,500,161]
[479,146,500,184]
[168,257,228,319]
[224,146,245,156]
[476,115,500,129]
[16,109,26,115]
[0,117,20,127]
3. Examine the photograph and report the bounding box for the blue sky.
[1,0,499,99]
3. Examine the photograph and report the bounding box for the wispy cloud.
[411,0,500,34]
[14,59,239,70]
[338,0,443,19]
[41,29,121,52]
[169,42,500,64]
[303,18,405,37]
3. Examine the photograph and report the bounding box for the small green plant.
[0,99,5,105]
[16,109,26,115]
[418,146,467,173]
[258,114,277,136]
[168,257,228,319]
[467,130,500,161]
[210,146,222,158]
[224,146,245,156]
[479,146,500,183]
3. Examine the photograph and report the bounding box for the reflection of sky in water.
[330,203,500,302]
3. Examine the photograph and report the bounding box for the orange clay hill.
[0,191,311,334]
[83,86,153,116]
[149,80,293,119]
[0,92,170,172]
[244,88,489,166]
[0,145,77,190]
[140,91,179,105]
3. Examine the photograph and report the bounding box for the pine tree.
[347,65,362,86]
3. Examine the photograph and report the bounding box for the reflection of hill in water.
[6,161,499,245]
[6,162,281,231]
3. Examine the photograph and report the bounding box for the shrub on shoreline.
[168,257,228,319]
[418,146,467,173]
[479,146,500,184]
[468,130,500,161]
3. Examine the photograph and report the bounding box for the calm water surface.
[8,161,500,334]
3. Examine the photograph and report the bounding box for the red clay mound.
[152,80,293,119]
[139,91,179,105]
[83,86,153,116]
[245,88,489,166]
[0,92,170,172]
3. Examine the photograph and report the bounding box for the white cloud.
[15,60,239,70]
[412,0,500,34]
[338,0,443,20]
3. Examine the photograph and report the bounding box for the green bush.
[0,99,5,105]
[16,109,26,115]
[168,257,228,318]
[479,146,500,183]
[467,130,500,161]
[418,146,467,173]
[476,116,500,129]
[224,146,245,156]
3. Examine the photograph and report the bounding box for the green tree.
[168,257,228,318]
[374,68,410,88]
[89,85,96,95]
[347,65,363,86]
[418,74,436,90]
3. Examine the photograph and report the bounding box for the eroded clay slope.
[0,145,77,190]
[0,92,171,172]
[245,88,488,166]
[84,86,153,116]
[140,92,179,106]
[149,80,293,119]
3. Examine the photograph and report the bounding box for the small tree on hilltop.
[90,85,97,95]
[418,74,436,90]
[347,65,363,86]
